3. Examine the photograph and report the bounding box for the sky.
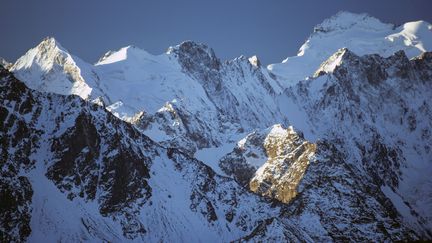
[1,0,431,65]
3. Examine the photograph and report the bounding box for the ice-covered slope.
[268,11,432,86]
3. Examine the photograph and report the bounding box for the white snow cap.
[268,11,432,87]
[96,45,154,65]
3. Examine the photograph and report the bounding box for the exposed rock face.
[0,65,155,239]
[220,125,316,203]
[0,176,33,242]
[249,134,316,203]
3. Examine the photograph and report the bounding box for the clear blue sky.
[1,0,431,64]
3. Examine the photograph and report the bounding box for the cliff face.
[220,125,316,203]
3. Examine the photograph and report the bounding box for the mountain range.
[1,11,432,242]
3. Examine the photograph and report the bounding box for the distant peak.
[96,45,152,65]
[313,11,392,34]
[11,36,72,72]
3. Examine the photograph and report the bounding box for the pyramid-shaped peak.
[11,37,73,72]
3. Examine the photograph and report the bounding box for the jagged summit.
[313,48,357,76]
[38,36,67,51]
[12,37,69,71]
[167,40,216,58]
[10,36,95,99]
[167,40,221,71]
[313,48,418,85]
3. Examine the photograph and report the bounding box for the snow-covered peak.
[268,11,432,87]
[11,37,94,99]
[312,11,391,36]
[96,45,155,65]
[12,37,69,72]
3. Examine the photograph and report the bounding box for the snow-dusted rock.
[0,66,298,242]
[3,11,432,242]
